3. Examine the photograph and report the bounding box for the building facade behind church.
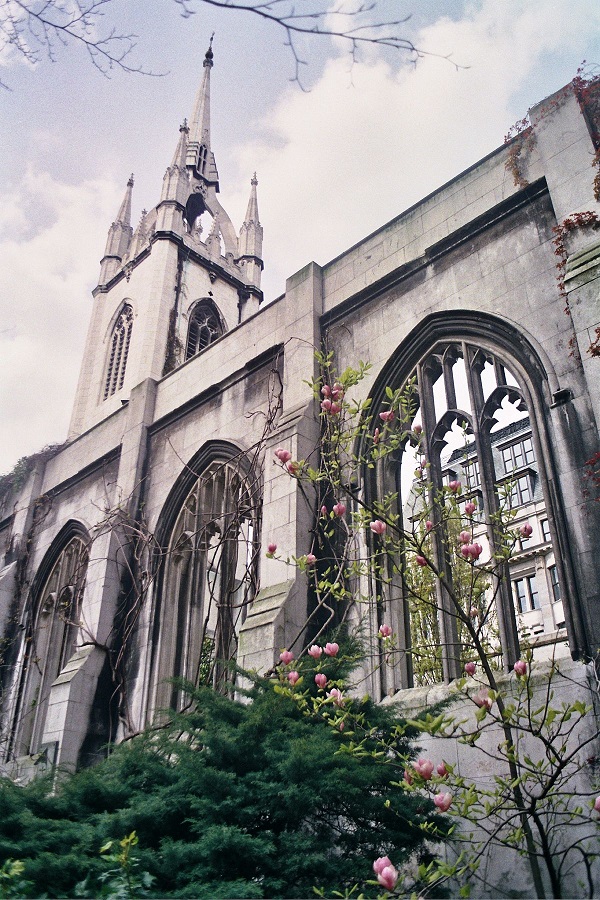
[1,50,599,795]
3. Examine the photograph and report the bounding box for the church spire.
[237,173,263,290]
[99,175,134,285]
[186,37,219,187]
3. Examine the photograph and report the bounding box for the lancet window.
[104,304,133,399]
[376,337,567,691]
[8,533,89,758]
[185,301,223,360]
[152,458,257,714]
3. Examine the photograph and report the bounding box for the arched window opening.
[152,459,257,714]
[383,340,565,689]
[9,534,89,758]
[104,304,133,400]
[185,301,223,360]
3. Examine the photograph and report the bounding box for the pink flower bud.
[373,856,393,876]
[448,480,461,493]
[373,427,380,444]
[469,607,478,618]
[306,553,317,565]
[460,544,471,559]
[513,660,527,677]
[403,768,413,785]
[331,383,344,400]
[425,520,433,531]
[520,522,533,538]
[327,687,344,706]
[369,519,387,535]
[459,530,471,544]
[286,461,299,475]
[338,720,345,732]
[472,542,483,559]
[274,448,292,464]
[414,758,434,780]
[329,402,341,415]
[416,555,427,567]
[307,644,322,659]
[473,688,492,710]
[324,642,339,657]
[379,410,395,423]
[287,670,300,685]
[314,673,328,689]
[332,502,346,517]
[320,398,332,412]
[267,543,277,555]
[279,650,294,665]
[433,791,452,812]
[321,384,332,398]
[379,624,392,639]
[413,423,423,435]
[377,865,399,892]
[594,797,600,813]
[465,661,476,676]
[436,762,448,777]
[465,501,476,515]
[320,505,328,517]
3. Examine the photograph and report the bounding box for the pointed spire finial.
[204,34,214,67]
[251,172,258,186]
[115,174,134,226]
[127,173,134,187]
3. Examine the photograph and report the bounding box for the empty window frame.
[549,565,561,602]
[514,574,540,613]
[153,460,257,714]
[501,436,535,473]
[185,301,223,360]
[8,534,89,758]
[104,304,133,399]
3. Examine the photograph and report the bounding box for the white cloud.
[227,0,600,299]
[0,171,120,474]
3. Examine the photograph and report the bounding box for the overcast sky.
[1,0,599,475]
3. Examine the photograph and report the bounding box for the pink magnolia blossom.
[320,504,328,517]
[414,758,434,780]
[379,410,395,423]
[513,660,527,677]
[308,644,322,659]
[436,762,448,778]
[469,607,479,618]
[287,670,300,685]
[403,768,413,785]
[324,642,339,657]
[338,720,345,732]
[321,384,332,398]
[461,543,482,562]
[373,427,380,444]
[520,522,533,538]
[426,520,433,531]
[370,519,387,535]
[314,673,328,689]
[379,624,392,639]
[332,502,346,517]
[274,448,292,464]
[331,383,344,400]
[377,865,399,892]
[286,461,299,475]
[594,797,600,813]
[473,687,493,711]
[306,553,317,565]
[327,687,344,706]
[448,480,462,493]
[465,661,476,676]
[320,398,332,412]
[373,856,393,876]
[464,501,477,515]
[413,423,423,435]
[329,402,341,415]
[434,792,453,812]
[459,530,471,544]
[267,543,277,555]
[416,555,427,567]
[279,650,294,665]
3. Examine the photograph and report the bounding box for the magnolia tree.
[267,353,600,899]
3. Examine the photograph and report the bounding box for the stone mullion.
[418,363,462,683]
[464,344,520,671]
[392,450,414,690]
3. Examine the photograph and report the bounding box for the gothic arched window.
[368,320,577,694]
[185,301,223,360]
[8,532,89,758]
[104,304,133,399]
[151,456,257,714]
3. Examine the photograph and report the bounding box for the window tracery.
[185,301,223,360]
[104,304,133,399]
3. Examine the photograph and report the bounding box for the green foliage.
[0,672,436,899]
